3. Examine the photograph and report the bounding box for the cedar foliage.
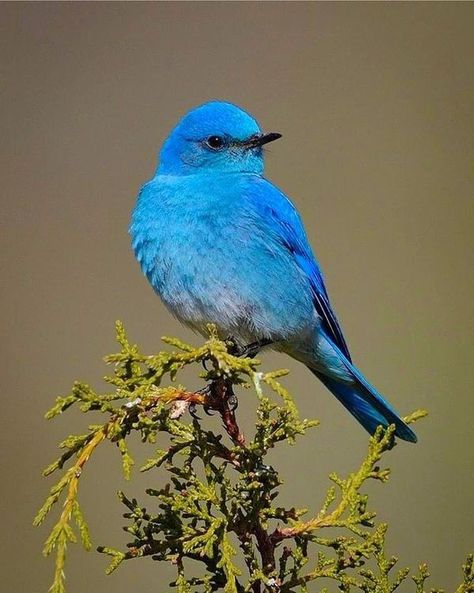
[34,322,473,593]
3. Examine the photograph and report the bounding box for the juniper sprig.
[34,322,472,593]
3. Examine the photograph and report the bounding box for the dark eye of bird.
[205,136,225,150]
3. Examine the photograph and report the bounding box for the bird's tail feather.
[311,363,417,443]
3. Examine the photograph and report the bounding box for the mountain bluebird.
[130,101,416,442]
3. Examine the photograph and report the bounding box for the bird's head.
[157,101,281,176]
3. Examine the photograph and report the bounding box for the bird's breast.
[130,176,316,342]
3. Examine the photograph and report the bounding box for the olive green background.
[1,3,473,592]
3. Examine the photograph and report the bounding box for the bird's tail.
[311,361,417,443]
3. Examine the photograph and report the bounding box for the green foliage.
[35,322,473,593]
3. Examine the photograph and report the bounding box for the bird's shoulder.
[239,176,314,256]
[241,176,352,360]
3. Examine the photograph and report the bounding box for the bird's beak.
[242,132,282,149]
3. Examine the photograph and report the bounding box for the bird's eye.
[205,136,225,150]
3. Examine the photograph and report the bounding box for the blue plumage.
[130,101,416,443]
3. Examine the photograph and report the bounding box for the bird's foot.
[226,336,273,359]
[188,377,244,445]
[188,384,212,419]
[195,381,238,414]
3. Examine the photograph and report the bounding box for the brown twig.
[254,522,277,573]
[160,378,246,446]
[206,377,245,446]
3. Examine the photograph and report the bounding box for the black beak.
[242,132,282,149]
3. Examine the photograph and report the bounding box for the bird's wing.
[245,177,352,361]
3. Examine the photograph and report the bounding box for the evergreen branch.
[34,322,469,593]
[454,554,473,593]
[270,424,396,543]
[35,425,108,593]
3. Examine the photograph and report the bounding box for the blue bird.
[130,101,416,443]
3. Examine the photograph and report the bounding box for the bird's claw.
[226,336,273,359]
[189,384,214,418]
[196,384,211,397]
[189,403,201,420]
[224,335,240,356]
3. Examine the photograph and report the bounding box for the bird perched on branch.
[130,101,416,442]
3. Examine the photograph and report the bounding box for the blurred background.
[1,3,473,592]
